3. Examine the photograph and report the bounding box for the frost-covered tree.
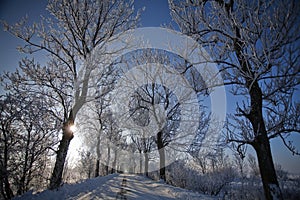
[2,0,139,189]
[169,0,300,199]
[0,94,20,199]
[88,98,109,177]
[129,83,181,180]
[0,90,58,198]
[78,150,95,179]
[78,80,113,177]
[114,49,209,181]
[131,131,155,176]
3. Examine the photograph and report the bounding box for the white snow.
[269,184,281,200]
[14,173,216,200]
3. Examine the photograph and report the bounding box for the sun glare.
[69,124,77,132]
[68,133,82,164]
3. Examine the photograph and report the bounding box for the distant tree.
[274,164,288,183]
[2,0,139,189]
[89,98,109,177]
[130,134,144,174]
[169,0,300,199]
[192,154,208,174]
[196,167,235,196]
[192,147,230,173]
[78,103,104,178]
[115,48,208,181]
[166,160,188,188]
[232,150,247,198]
[78,80,113,177]
[248,153,260,178]
[98,111,123,175]
[166,158,235,197]
[80,107,114,176]
[78,150,95,179]
[110,129,127,174]
[128,83,181,180]
[233,152,246,179]
[131,131,155,176]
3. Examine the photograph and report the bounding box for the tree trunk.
[111,149,117,174]
[17,130,30,195]
[156,131,166,181]
[1,172,13,200]
[233,24,283,198]
[129,152,133,173]
[252,135,282,200]
[132,151,137,173]
[106,143,110,175]
[95,159,100,177]
[88,167,91,179]
[139,151,143,174]
[1,133,14,199]
[144,152,149,177]
[246,81,283,200]
[49,114,74,190]
[4,182,13,199]
[158,148,166,181]
[95,134,101,177]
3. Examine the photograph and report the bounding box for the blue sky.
[0,0,299,173]
[0,0,172,74]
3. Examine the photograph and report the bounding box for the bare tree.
[2,0,139,189]
[78,150,95,179]
[79,104,118,176]
[94,110,123,175]
[78,81,113,177]
[131,132,155,176]
[0,89,58,198]
[131,134,144,174]
[193,154,208,174]
[90,98,109,177]
[0,94,19,199]
[112,48,209,181]
[128,83,181,180]
[14,98,58,195]
[169,0,300,199]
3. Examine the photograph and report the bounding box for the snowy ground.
[14,173,216,200]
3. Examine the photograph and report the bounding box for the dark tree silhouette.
[169,0,300,199]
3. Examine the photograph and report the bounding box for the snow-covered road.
[14,173,215,200]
